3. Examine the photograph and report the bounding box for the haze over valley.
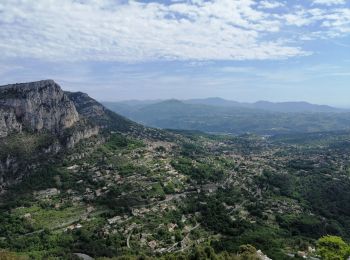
[103,98,350,135]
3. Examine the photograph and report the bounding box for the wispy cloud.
[0,0,348,62]
[258,1,285,9]
[312,0,346,6]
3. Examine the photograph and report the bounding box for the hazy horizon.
[100,97,350,108]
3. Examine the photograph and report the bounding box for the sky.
[0,0,350,106]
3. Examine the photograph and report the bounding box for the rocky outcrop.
[0,155,20,191]
[65,125,100,149]
[0,80,79,134]
[0,80,101,191]
[0,106,22,138]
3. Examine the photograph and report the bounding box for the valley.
[1,81,350,259]
[103,100,350,136]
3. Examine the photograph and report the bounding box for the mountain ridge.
[103,97,345,113]
[0,80,143,190]
[0,80,175,191]
[103,99,350,135]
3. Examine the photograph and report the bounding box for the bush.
[317,235,350,260]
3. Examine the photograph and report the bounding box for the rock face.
[65,125,100,149]
[0,80,103,191]
[0,155,20,190]
[0,80,79,135]
[0,106,22,138]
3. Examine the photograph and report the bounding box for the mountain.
[0,80,146,190]
[103,99,350,135]
[109,97,344,113]
[2,81,350,259]
[184,97,244,108]
[252,100,342,113]
[0,80,79,137]
[101,100,165,119]
[186,98,343,113]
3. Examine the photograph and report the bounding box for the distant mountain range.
[105,98,345,113]
[103,98,350,135]
[184,98,344,113]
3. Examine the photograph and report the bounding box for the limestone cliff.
[0,80,79,135]
[0,80,102,190]
[65,125,100,149]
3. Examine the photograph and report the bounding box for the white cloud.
[284,10,313,27]
[0,0,349,62]
[312,0,346,6]
[258,1,284,9]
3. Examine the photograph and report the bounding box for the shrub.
[317,235,350,260]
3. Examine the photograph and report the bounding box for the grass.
[12,204,85,230]
[0,250,29,260]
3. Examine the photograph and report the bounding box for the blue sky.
[0,0,350,106]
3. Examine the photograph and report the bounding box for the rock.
[67,165,79,170]
[0,80,79,133]
[0,80,102,190]
[65,223,83,231]
[148,240,157,250]
[0,79,136,191]
[23,213,31,218]
[257,250,272,260]
[76,224,83,229]
[0,106,22,137]
[297,251,307,259]
[167,223,177,232]
[308,246,316,253]
[65,125,99,149]
[108,216,122,225]
[95,189,102,197]
[35,188,60,198]
[0,155,20,189]
[73,253,94,260]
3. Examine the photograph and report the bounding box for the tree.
[317,235,350,260]
[238,244,259,260]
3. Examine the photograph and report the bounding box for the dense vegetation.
[2,128,350,259]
